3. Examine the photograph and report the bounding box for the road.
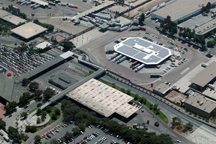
[101,75,216,143]
[78,25,208,86]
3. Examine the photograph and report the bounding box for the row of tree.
[33,19,54,32]
[3,5,27,19]
[61,99,173,144]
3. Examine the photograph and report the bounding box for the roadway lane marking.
[180,67,190,75]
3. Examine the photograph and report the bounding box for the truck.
[113,55,123,63]
[20,1,27,6]
[60,3,67,6]
[49,2,56,6]
[132,63,140,70]
[130,61,138,68]
[117,56,126,64]
[68,4,78,8]
[109,53,119,61]
[150,74,161,78]
[31,3,37,8]
[139,26,146,31]
[3,135,9,142]
[33,4,40,9]
[135,64,145,72]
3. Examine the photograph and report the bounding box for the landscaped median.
[26,106,61,132]
[99,79,168,124]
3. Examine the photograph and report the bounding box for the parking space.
[41,123,126,144]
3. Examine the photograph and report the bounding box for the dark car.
[154,122,159,127]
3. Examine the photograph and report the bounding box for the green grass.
[36,106,61,131]
[48,107,61,123]
[99,79,169,124]
[75,67,90,76]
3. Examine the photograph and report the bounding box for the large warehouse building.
[11,22,47,41]
[114,37,171,65]
[67,79,139,118]
[151,0,216,22]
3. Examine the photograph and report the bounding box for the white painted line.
[180,67,190,75]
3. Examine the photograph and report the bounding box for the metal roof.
[191,62,216,87]
[114,37,171,65]
[31,0,48,6]
[195,18,216,35]
[153,83,171,95]
[11,22,47,40]
[67,79,139,118]
[152,0,216,22]
[60,51,74,59]
[0,9,10,18]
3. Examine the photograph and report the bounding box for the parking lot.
[41,123,126,144]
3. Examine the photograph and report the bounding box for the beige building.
[67,79,139,118]
[184,92,216,118]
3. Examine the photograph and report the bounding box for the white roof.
[67,79,139,118]
[60,51,74,59]
[31,0,48,6]
[114,37,171,65]
[35,41,51,49]
[2,15,26,25]
[11,22,47,39]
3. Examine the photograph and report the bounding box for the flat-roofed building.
[151,0,216,22]
[191,62,216,90]
[2,15,26,26]
[153,83,171,96]
[0,9,10,18]
[184,92,216,118]
[11,22,47,41]
[114,37,171,65]
[67,79,139,118]
[195,19,216,37]
[35,41,51,50]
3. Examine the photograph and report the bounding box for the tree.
[207,41,215,48]
[64,132,73,141]
[139,13,145,25]
[22,78,30,86]
[153,104,158,111]
[72,126,80,135]
[4,101,17,113]
[78,123,85,131]
[8,126,22,143]
[111,83,116,88]
[171,117,182,127]
[134,94,139,100]
[20,92,31,105]
[26,126,37,133]
[37,103,42,107]
[139,97,147,105]
[37,117,41,124]
[20,112,28,119]
[201,45,207,51]
[43,88,55,101]
[0,118,6,129]
[46,106,52,113]
[52,113,57,120]
[55,108,60,115]
[41,111,47,121]
[185,122,193,131]
[50,139,58,144]
[36,109,42,115]
[126,89,131,95]
[29,82,39,92]
[34,135,41,144]
[63,41,74,51]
